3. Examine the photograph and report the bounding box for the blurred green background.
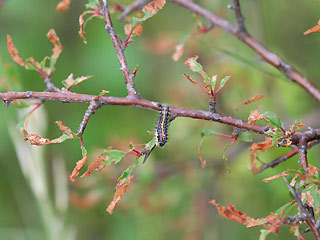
[0,0,320,239]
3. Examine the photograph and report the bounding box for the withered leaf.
[7,35,26,67]
[244,94,264,105]
[143,0,166,14]
[263,170,289,182]
[46,29,63,59]
[209,200,254,225]
[81,152,107,178]
[56,0,71,12]
[304,19,320,35]
[107,176,134,214]
[249,137,273,174]
[248,105,264,125]
[70,151,88,182]
[124,24,143,36]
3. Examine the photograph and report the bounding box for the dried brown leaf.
[244,94,264,105]
[248,105,264,124]
[124,24,143,36]
[209,200,254,225]
[81,152,107,178]
[46,29,63,59]
[70,151,88,182]
[7,35,26,67]
[185,55,198,70]
[249,137,273,174]
[182,73,197,84]
[304,19,320,35]
[263,170,289,182]
[309,164,319,176]
[56,0,71,12]
[107,176,134,214]
[56,121,72,134]
[143,0,166,14]
[197,145,207,168]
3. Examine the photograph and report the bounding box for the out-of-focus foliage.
[0,0,320,239]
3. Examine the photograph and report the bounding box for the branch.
[0,91,266,134]
[118,0,151,20]
[231,0,247,34]
[170,0,320,102]
[257,140,319,173]
[102,0,140,98]
[283,177,320,239]
[44,77,62,92]
[77,96,102,136]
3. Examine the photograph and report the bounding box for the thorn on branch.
[77,96,102,136]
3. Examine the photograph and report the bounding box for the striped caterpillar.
[155,105,170,147]
[143,105,170,163]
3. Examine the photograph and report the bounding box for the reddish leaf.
[56,0,71,12]
[107,176,134,214]
[304,19,320,35]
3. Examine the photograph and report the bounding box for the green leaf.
[201,129,223,137]
[275,201,295,216]
[102,150,126,165]
[85,0,99,9]
[118,158,139,180]
[219,76,230,88]
[310,184,320,209]
[238,132,253,142]
[260,108,283,129]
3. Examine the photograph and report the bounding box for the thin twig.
[170,0,320,102]
[232,0,247,34]
[257,140,319,173]
[118,0,151,20]
[283,177,320,239]
[77,96,102,136]
[102,0,140,98]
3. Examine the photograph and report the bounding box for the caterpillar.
[155,105,170,147]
